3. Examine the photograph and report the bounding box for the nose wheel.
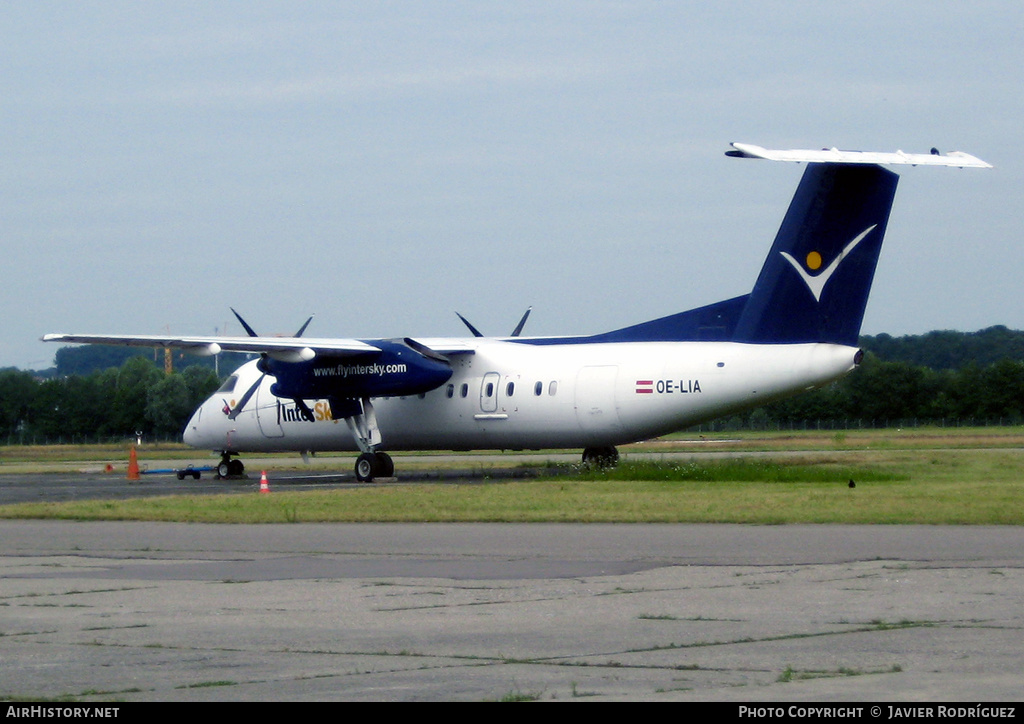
[216,453,245,479]
[355,452,394,482]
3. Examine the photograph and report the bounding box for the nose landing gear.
[216,452,245,479]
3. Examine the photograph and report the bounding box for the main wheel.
[582,446,619,469]
[375,452,394,478]
[355,452,379,482]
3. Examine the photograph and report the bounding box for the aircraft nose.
[181,406,204,448]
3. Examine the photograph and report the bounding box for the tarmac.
[1,517,1022,702]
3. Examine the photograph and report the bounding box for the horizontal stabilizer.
[727,143,992,168]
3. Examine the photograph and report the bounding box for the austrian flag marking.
[636,379,703,395]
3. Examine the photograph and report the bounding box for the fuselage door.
[255,382,285,438]
[479,372,500,413]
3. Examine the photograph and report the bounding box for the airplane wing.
[42,332,479,362]
[726,142,992,168]
[41,333,382,362]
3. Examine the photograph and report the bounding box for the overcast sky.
[2,2,1020,370]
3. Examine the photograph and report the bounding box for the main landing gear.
[347,397,396,483]
[355,451,394,482]
[581,446,619,469]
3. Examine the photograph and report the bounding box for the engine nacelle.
[267,339,452,400]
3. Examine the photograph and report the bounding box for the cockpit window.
[216,374,239,394]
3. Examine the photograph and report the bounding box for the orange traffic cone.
[127,447,140,481]
[259,471,270,494]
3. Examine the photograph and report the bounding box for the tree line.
[760,354,1024,427]
[715,326,1024,430]
[1,359,221,444]
[3,326,1024,444]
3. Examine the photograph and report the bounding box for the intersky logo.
[780,224,876,302]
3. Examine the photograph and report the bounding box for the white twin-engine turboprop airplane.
[44,143,990,481]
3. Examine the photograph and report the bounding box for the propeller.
[231,308,314,339]
[227,374,262,420]
[231,307,259,338]
[456,307,532,338]
[455,312,484,338]
[225,309,316,421]
[510,307,532,337]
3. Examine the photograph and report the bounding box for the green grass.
[574,458,903,483]
[1,444,1021,524]
[0,442,194,464]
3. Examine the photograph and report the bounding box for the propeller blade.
[455,312,483,338]
[232,308,314,338]
[231,308,259,338]
[227,374,263,420]
[510,307,532,337]
[457,308,532,337]
[293,398,315,422]
[294,315,314,338]
[403,337,451,365]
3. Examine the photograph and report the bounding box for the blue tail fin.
[732,163,899,345]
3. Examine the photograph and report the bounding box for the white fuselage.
[183,338,859,453]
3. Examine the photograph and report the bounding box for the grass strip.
[1,450,1020,525]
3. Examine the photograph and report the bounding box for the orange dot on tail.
[805,251,822,270]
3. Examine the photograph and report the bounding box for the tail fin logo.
[780,224,877,302]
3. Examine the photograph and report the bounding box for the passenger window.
[460,383,468,398]
[506,382,515,397]
[485,382,494,397]
[446,384,454,398]
[549,381,558,396]
[534,381,542,396]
